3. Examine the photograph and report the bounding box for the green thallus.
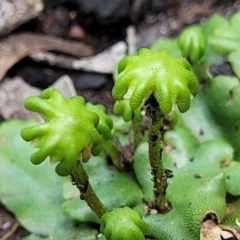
[21,48,198,239]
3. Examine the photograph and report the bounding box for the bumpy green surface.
[205,75,240,159]
[178,25,205,62]
[100,207,149,240]
[0,120,97,239]
[113,99,142,122]
[21,88,102,176]
[85,102,113,140]
[145,173,226,239]
[177,12,240,67]
[112,48,198,114]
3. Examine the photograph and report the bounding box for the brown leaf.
[201,219,240,240]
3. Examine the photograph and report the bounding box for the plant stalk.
[71,160,108,218]
[145,94,170,213]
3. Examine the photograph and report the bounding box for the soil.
[0,0,240,239]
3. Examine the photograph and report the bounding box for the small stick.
[0,222,20,240]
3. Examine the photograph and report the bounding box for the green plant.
[20,46,198,238]
[178,25,205,63]
[100,207,149,240]
[1,11,240,240]
[21,89,103,176]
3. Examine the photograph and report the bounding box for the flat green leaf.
[133,142,154,202]
[144,173,226,240]
[23,223,97,240]
[229,50,240,78]
[204,75,240,159]
[202,14,228,37]
[150,38,182,57]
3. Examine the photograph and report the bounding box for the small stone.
[1,221,11,230]
[68,25,86,39]
[74,72,108,91]
[150,209,158,214]
[0,75,76,120]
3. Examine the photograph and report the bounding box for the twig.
[0,32,93,81]
[0,222,19,240]
[30,41,127,74]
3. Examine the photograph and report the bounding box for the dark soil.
[1,0,240,239]
[0,203,28,240]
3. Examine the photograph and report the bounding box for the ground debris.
[201,219,240,240]
[0,0,43,36]
[0,33,93,81]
